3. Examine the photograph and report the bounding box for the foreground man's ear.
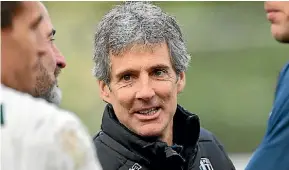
[177,72,186,94]
[98,80,111,103]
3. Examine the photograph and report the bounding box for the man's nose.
[53,45,66,68]
[135,75,155,101]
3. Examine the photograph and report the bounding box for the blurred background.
[44,1,288,169]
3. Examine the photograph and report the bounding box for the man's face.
[1,2,66,105]
[1,2,46,95]
[33,3,66,105]
[99,43,185,139]
[265,1,289,43]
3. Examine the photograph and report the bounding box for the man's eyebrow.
[150,64,170,70]
[115,64,170,78]
[115,68,137,79]
[48,29,56,37]
[30,15,43,29]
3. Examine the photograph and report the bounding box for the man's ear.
[177,72,186,94]
[98,80,111,103]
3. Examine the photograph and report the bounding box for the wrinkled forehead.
[110,42,167,57]
[109,42,172,67]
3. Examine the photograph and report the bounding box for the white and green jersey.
[0,85,102,170]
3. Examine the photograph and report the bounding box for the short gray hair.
[93,1,191,84]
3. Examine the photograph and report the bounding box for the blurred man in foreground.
[1,2,102,170]
[1,1,66,106]
[246,1,289,170]
[92,2,235,170]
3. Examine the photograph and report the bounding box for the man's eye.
[154,69,167,77]
[122,75,131,81]
[50,38,55,42]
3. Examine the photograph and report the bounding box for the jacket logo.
[129,163,142,170]
[199,158,214,170]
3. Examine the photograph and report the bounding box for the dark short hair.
[1,1,23,29]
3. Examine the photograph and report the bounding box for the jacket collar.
[101,104,200,166]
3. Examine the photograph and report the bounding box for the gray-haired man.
[92,2,235,170]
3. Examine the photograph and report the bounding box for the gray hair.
[93,1,191,84]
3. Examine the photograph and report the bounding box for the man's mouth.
[265,8,279,13]
[136,107,161,116]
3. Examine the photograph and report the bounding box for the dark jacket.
[93,104,235,170]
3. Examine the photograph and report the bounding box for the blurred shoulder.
[1,85,84,138]
[1,85,101,170]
